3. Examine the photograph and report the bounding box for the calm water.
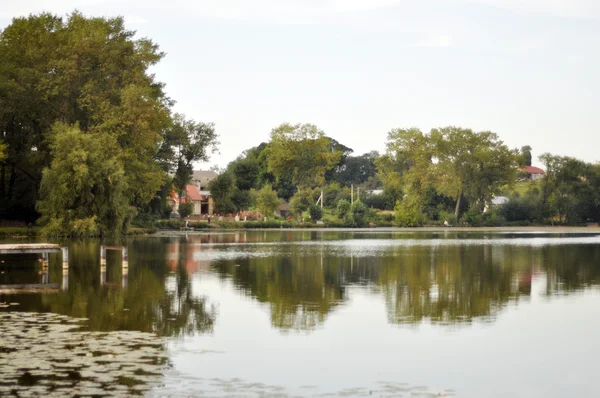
[2,230,600,397]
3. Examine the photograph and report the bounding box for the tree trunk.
[454,191,462,220]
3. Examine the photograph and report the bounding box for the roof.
[492,196,510,205]
[185,184,203,201]
[521,166,545,174]
[193,170,218,184]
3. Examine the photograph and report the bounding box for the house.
[193,170,218,191]
[168,184,214,216]
[520,166,545,181]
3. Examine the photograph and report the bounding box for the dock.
[0,243,61,255]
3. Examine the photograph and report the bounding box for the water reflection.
[2,232,600,335]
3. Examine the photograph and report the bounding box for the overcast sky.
[2,0,599,168]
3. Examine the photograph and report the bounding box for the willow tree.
[267,123,343,189]
[37,124,132,236]
[0,11,170,220]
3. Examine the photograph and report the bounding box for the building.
[168,184,214,216]
[193,170,218,191]
[520,166,545,181]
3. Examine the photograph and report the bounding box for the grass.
[0,227,40,238]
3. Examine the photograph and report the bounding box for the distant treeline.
[1,11,598,235]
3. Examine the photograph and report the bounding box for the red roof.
[521,166,544,174]
[185,184,203,201]
[168,185,208,203]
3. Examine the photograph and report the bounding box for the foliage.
[231,188,251,211]
[267,123,343,188]
[499,197,537,222]
[517,146,533,167]
[337,199,351,219]
[309,205,323,222]
[159,113,218,201]
[179,202,194,218]
[0,11,175,221]
[289,188,314,219]
[209,172,236,214]
[334,151,379,187]
[351,200,367,227]
[256,185,280,219]
[37,124,133,236]
[394,199,424,227]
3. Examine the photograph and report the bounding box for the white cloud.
[411,34,454,48]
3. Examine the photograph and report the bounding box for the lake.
[1,230,600,397]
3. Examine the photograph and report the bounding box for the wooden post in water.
[100,246,107,286]
[122,247,128,288]
[41,252,49,284]
[61,247,69,291]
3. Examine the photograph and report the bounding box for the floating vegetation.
[0,312,168,397]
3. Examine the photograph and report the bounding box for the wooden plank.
[0,243,61,255]
[0,283,60,294]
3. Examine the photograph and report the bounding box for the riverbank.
[155,225,600,235]
[0,227,155,239]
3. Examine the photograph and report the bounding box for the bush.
[309,205,323,222]
[337,199,351,219]
[179,202,194,218]
[438,211,457,226]
[394,203,423,227]
[461,208,483,226]
[351,200,367,227]
[500,197,537,222]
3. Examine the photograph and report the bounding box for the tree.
[159,114,218,207]
[0,141,5,162]
[518,146,533,167]
[334,151,379,187]
[267,123,343,188]
[209,172,236,214]
[337,199,350,219]
[0,11,171,221]
[231,158,259,191]
[256,185,280,219]
[430,127,517,219]
[289,188,313,220]
[309,204,323,222]
[37,124,132,236]
[178,202,194,218]
[351,200,367,227]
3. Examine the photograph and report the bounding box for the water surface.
[1,230,600,397]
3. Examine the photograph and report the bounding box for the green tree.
[0,11,171,220]
[289,188,313,220]
[267,123,343,188]
[256,185,280,219]
[430,127,517,219]
[337,199,350,219]
[178,201,194,218]
[0,141,6,162]
[309,204,323,222]
[209,172,236,214]
[518,146,533,167]
[37,124,132,236]
[334,151,379,187]
[159,114,218,207]
[351,200,367,227]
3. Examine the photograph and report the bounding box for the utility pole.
[351,184,354,204]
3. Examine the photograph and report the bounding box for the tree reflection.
[32,239,215,337]
[209,236,600,330]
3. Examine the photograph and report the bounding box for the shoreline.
[154,225,600,235]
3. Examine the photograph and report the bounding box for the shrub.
[499,197,537,222]
[351,200,367,227]
[309,205,323,222]
[394,203,423,227]
[337,199,351,219]
[179,202,194,218]
[438,211,457,226]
